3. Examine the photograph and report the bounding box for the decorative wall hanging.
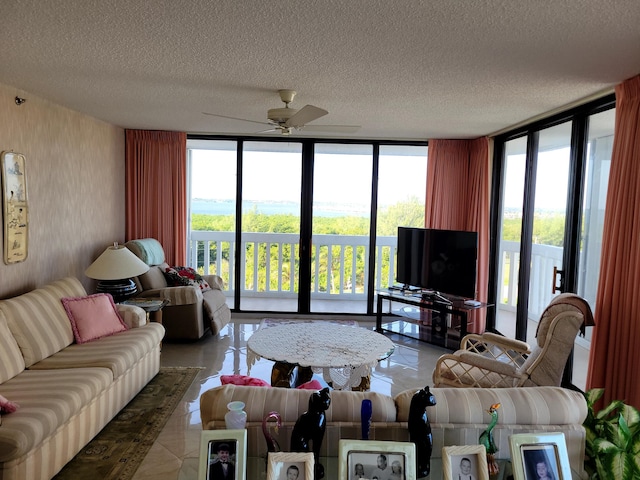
[1,151,28,264]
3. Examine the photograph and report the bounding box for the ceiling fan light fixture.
[267,107,297,124]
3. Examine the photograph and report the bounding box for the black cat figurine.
[290,387,331,480]
[408,385,436,478]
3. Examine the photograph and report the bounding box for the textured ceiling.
[1,0,639,140]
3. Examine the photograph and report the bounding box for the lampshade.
[85,243,150,280]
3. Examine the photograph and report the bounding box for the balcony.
[189,231,565,324]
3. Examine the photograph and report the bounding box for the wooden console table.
[376,289,491,350]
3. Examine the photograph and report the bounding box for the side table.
[121,298,168,326]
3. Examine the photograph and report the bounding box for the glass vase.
[224,401,247,429]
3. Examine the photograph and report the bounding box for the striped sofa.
[0,277,165,480]
[201,384,588,478]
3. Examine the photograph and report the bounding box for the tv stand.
[419,290,452,305]
[376,289,492,350]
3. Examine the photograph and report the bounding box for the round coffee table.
[246,321,395,390]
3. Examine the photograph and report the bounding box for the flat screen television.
[395,227,478,299]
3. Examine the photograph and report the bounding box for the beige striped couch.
[0,277,165,480]
[201,384,588,478]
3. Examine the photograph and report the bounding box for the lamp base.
[96,279,138,303]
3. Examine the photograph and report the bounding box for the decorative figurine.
[361,399,372,440]
[479,403,501,476]
[262,411,282,453]
[408,385,436,478]
[291,387,331,480]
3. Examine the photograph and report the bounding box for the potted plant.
[583,388,640,479]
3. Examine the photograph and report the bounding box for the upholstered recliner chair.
[125,238,231,340]
[432,293,594,388]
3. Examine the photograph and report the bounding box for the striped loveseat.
[201,384,588,478]
[0,277,165,480]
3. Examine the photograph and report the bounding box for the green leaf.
[622,404,640,429]
[585,388,605,407]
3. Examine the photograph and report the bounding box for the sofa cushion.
[0,277,83,367]
[62,293,128,344]
[0,367,113,462]
[394,386,587,425]
[29,323,165,379]
[200,384,398,426]
[0,311,25,383]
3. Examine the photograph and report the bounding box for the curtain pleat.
[587,74,640,408]
[125,130,187,265]
[425,138,491,332]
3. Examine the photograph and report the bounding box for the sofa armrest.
[203,274,226,291]
[116,304,147,328]
[136,286,203,306]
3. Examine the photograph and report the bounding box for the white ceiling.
[1,0,639,141]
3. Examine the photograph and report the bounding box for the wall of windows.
[187,136,428,314]
[489,95,616,389]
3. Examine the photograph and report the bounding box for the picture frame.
[338,439,417,480]
[266,452,314,480]
[198,429,247,480]
[1,151,28,264]
[509,432,572,480]
[442,445,489,480]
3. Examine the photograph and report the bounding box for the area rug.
[53,366,201,480]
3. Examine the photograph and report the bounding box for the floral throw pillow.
[163,266,211,291]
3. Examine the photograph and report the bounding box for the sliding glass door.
[310,144,373,313]
[492,99,616,389]
[241,142,302,312]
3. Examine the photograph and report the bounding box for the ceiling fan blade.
[300,124,361,133]
[202,112,271,126]
[285,105,328,128]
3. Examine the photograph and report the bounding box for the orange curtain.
[125,130,187,265]
[587,74,640,408]
[425,138,491,332]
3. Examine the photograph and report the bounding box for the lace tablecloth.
[246,322,395,390]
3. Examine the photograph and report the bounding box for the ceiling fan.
[203,89,360,136]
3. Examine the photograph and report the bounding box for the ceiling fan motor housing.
[267,107,298,124]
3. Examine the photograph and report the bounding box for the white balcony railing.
[189,231,565,321]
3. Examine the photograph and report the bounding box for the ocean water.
[191,199,368,218]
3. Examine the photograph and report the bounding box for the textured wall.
[0,83,125,297]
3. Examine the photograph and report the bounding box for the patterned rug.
[53,366,201,480]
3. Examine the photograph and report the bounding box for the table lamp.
[85,242,150,302]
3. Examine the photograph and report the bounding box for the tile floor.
[132,315,448,479]
[132,314,589,479]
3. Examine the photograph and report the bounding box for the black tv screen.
[396,227,478,299]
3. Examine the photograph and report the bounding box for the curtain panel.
[125,130,187,265]
[587,74,640,408]
[425,137,491,332]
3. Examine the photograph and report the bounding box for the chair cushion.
[61,293,128,344]
[138,264,170,290]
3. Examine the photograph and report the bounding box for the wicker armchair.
[432,293,594,388]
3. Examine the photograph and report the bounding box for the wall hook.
[15,96,26,106]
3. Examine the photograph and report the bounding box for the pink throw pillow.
[61,293,128,344]
[0,394,19,414]
[296,379,324,390]
[220,374,271,387]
